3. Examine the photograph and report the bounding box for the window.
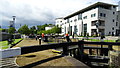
[91,21,97,26]
[84,24,87,33]
[91,13,96,17]
[100,13,106,17]
[65,27,66,33]
[112,27,114,30]
[116,22,118,26]
[94,13,96,17]
[74,26,77,34]
[103,14,106,17]
[67,19,69,23]
[109,32,111,34]
[113,19,114,22]
[91,14,93,17]
[78,14,82,20]
[74,19,77,22]
[100,13,102,16]
[113,12,115,14]
[117,15,118,21]
[100,21,105,26]
[83,16,87,19]
[113,6,116,8]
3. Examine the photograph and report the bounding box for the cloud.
[0,0,119,29]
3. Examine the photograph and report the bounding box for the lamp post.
[81,20,83,36]
[74,18,77,35]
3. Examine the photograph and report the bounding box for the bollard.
[39,38,41,45]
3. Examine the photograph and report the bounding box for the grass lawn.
[86,39,115,42]
[0,38,23,49]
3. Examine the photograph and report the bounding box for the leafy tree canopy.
[18,24,30,35]
[37,26,61,34]
[8,27,16,34]
[0,28,8,32]
[29,26,37,34]
[37,24,52,31]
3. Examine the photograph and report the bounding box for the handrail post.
[108,44,113,51]
[62,45,68,55]
[73,49,76,58]
[100,42,103,56]
[89,49,92,55]
[39,38,41,45]
[78,40,84,61]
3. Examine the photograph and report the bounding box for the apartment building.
[117,11,120,35]
[55,18,64,27]
[55,2,119,36]
[117,1,120,35]
[55,17,65,33]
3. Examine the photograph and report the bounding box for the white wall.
[55,18,64,27]
[45,27,53,30]
[56,3,119,36]
[82,8,98,36]
[0,47,21,59]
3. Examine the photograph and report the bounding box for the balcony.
[98,25,105,29]
[91,20,105,29]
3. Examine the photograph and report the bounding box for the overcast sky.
[0,0,119,29]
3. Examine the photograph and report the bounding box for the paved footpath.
[0,57,18,68]
[1,39,46,68]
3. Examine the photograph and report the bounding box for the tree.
[37,25,42,31]
[30,26,36,34]
[8,27,16,34]
[0,28,8,32]
[51,26,61,34]
[18,24,30,35]
[37,24,49,31]
[37,26,61,35]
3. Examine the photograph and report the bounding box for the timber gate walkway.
[1,39,90,68]
[1,36,119,68]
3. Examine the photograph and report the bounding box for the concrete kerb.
[14,57,19,67]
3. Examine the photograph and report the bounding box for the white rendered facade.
[55,2,119,36]
[55,18,64,27]
[45,26,53,30]
[55,18,65,34]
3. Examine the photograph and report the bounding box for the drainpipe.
[81,20,83,36]
[96,20,99,36]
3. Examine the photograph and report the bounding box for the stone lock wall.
[109,50,120,67]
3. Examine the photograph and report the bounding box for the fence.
[0,40,120,67]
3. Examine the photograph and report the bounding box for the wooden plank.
[1,41,119,59]
[84,46,108,49]
[65,56,90,68]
